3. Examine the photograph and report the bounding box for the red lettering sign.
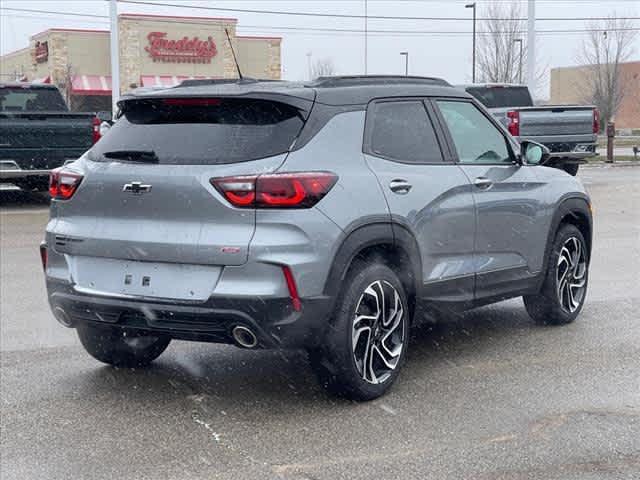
[144,32,218,63]
[34,41,48,63]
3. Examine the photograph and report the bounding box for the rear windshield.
[0,86,67,112]
[465,86,533,108]
[90,98,305,165]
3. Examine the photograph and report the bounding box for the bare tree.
[477,2,523,84]
[311,58,335,79]
[476,1,544,86]
[578,16,637,129]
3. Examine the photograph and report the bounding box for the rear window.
[0,86,67,112]
[465,86,533,108]
[90,98,304,165]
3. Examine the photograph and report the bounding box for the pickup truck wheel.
[309,260,409,401]
[77,324,170,368]
[562,163,579,176]
[524,224,588,325]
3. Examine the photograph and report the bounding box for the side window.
[437,100,512,164]
[367,100,444,163]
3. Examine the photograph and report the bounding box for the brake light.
[92,116,102,144]
[507,110,520,136]
[282,266,302,312]
[593,109,600,134]
[49,169,83,200]
[39,243,48,271]
[163,98,222,106]
[211,172,338,209]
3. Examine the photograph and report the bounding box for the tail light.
[49,168,83,200]
[507,110,520,136]
[593,109,600,134]
[92,116,102,144]
[211,172,338,209]
[39,243,48,271]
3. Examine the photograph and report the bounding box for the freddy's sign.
[145,32,218,63]
[34,41,48,63]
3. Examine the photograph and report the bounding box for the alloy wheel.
[352,280,405,384]
[557,236,587,313]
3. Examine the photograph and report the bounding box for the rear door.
[363,98,476,302]
[52,96,306,273]
[434,98,547,299]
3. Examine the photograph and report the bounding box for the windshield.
[0,86,67,112]
[90,98,304,164]
[466,86,533,108]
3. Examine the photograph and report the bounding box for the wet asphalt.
[1,166,639,479]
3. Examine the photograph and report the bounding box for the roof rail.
[309,75,451,88]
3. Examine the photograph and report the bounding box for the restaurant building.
[0,14,282,112]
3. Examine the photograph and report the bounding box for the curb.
[582,162,640,168]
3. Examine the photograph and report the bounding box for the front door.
[363,98,476,302]
[434,99,547,300]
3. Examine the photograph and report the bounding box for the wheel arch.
[322,222,422,320]
[538,195,592,289]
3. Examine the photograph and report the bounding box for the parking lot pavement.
[1,167,639,479]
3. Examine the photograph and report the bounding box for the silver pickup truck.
[461,84,598,175]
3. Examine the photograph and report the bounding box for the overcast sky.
[1,0,639,98]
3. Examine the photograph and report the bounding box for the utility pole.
[364,0,368,74]
[526,0,536,90]
[465,3,476,83]
[400,52,408,76]
[514,38,523,84]
[306,52,312,80]
[109,0,120,118]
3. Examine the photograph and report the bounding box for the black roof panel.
[121,76,469,107]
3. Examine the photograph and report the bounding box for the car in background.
[460,83,599,175]
[0,83,109,191]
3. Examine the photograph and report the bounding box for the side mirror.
[99,121,111,137]
[521,140,550,165]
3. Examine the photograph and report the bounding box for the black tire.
[309,260,410,401]
[77,323,170,367]
[524,224,589,325]
[562,163,580,176]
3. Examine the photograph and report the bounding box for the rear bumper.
[46,279,333,349]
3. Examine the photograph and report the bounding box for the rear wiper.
[102,150,159,163]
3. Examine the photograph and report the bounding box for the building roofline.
[118,13,238,23]
[31,28,110,39]
[0,46,31,59]
[237,35,283,41]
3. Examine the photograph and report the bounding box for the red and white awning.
[140,75,219,88]
[31,76,51,84]
[71,75,112,96]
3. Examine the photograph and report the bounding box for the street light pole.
[465,3,476,83]
[109,0,120,118]
[400,52,408,76]
[514,38,523,84]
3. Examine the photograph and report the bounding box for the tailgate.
[519,107,595,137]
[48,95,308,268]
[0,113,94,150]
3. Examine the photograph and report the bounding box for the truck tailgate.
[519,107,594,137]
[0,112,94,150]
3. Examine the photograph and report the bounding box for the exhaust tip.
[53,306,74,328]
[231,325,258,349]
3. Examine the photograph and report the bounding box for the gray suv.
[42,76,592,400]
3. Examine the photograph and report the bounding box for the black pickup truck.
[0,83,108,191]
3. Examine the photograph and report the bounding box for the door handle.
[389,179,412,194]
[473,177,493,189]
